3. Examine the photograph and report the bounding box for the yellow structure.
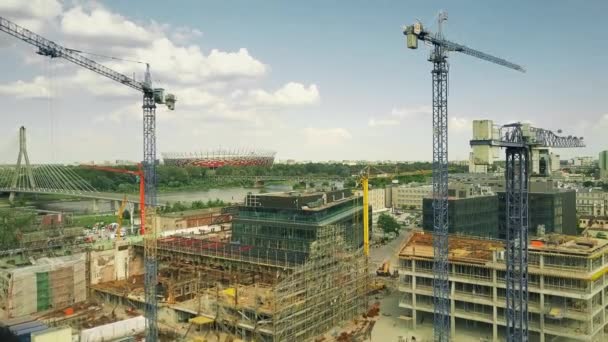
[116,195,127,238]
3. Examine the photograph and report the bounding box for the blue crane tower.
[471,123,584,342]
[403,12,525,342]
[0,16,176,342]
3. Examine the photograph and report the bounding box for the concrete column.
[602,273,606,342]
[492,268,498,342]
[540,291,545,342]
[539,254,544,269]
[92,199,99,213]
[110,200,118,212]
[450,281,456,338]
[412,260,417,329]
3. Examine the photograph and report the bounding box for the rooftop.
[400,232,608,263]
[399,232,503,265]
[159,207,222,219]
[244,189,356,211]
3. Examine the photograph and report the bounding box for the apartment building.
[577,190,608,217]
[391,184,432,210]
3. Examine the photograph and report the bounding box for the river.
[39,184,294,214]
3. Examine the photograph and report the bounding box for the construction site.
[1,2,602,342]
[398,232,608,342]
[0,190,378,341]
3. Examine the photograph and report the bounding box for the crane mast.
[0,16,176,342]
[404,12,524,342]
[471,123,584,342]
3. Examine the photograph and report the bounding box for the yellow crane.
[116,195,128,239]
[360,169,370,256]
[357,166,377,257]
[357,167,431,256]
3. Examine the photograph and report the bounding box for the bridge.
[0,127,138,205]
[0,127,349,207]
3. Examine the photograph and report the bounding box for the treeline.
[159,199,227,213]
[215,162,445,178]
[71,162,467,192]
[72,165,246,192]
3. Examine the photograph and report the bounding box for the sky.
[0,0,606,164]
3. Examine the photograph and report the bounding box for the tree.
[583,180,594,188]
[377,213,400,237]
[0,209,36,249]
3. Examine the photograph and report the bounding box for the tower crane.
[471,123,584,342]
[403,12,524,342]
[0,16,174,341]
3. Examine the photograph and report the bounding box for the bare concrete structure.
[398,232,608,342]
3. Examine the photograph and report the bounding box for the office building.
[398,232,608,342]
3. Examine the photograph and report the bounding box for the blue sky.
[0,1,606,163]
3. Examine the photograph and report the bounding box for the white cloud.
[0,0,62,19]
[0,76,50,99]
[170,26,203,44]
[175,87,220,107]
[449,117,470,133]
[303,127,352,145]
[61,6,155,47]
[249,82,320,106]
[391,105,432,118]
[367,105,430,128]
[58,5,267,84]
[0,0,63,31]
[368,117,400,127]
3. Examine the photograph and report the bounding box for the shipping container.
[80,316,145,342]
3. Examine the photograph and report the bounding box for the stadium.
[162,148,276,168]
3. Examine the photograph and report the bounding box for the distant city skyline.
[0,1,606,163]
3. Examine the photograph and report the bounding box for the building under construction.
[89,190,370,341]
[398,232,608,342]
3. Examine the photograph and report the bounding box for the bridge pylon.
[9,126,36,202]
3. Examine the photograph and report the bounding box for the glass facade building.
[497,189,577,238]
[232,190,370,254]
[422,195,500,238]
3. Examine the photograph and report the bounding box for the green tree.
[191,200,206,209]
[583,180,594,188]
[171,201,188,212]
[0,209,36,249]
[377,213,400,237]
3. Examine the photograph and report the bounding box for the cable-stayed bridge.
[0,126,138,203]
[0,163,141,202]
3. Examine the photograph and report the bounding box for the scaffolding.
[91,224,368,341]
[272,224,368,341]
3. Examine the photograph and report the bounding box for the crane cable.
[67,48,146,65]
[47,58,55,162]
